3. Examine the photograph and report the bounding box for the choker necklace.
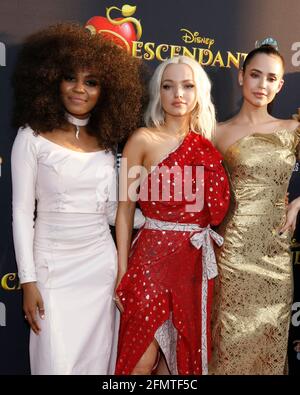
[65,112,90,140]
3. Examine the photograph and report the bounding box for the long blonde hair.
[144,55,216,141]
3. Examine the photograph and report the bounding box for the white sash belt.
[144,217,223,279]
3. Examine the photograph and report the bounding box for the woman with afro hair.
[11,22,145,375]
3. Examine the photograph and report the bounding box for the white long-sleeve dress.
[11,126,143,375]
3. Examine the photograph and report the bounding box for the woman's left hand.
[113,294,124,313]
[113,270,125,313]
[279,196,300,234]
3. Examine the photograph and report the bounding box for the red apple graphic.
[85,16,137,52]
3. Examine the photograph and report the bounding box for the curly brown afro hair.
[12,22,145,151]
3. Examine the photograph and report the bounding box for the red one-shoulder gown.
[116,131,230,375]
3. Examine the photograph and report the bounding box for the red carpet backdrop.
[0,0,299,374]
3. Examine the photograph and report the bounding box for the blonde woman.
[114,56,230,375]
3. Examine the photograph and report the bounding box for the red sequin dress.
[115,131,230,375]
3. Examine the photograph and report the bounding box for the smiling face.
[60,70,101,118]
[239,53,284,108]
[160,63,197,121]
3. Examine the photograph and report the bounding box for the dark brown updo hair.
[242,44,285,73]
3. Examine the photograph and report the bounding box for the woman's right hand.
[279,196,300,234]
[22,282,45,334]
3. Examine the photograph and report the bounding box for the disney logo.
[181,29,214,49]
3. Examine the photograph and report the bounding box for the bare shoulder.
[215,119,235,141]
[277,118,300,131]
[126,126,162,148]
[126,127,153,144]
[123,127,148,151]
[216,118,235,132]
[122,127,154,162]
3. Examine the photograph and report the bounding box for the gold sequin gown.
[210,127,300,375]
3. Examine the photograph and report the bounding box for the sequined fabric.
[115,131,230,375]
[210,127,300,375]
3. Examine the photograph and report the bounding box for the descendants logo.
[85,4,141,52]
[85,3,247,69]
[290,238,300,265]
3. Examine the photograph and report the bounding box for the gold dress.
[210,127,300,375]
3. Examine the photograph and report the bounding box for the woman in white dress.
[11,23,144,375]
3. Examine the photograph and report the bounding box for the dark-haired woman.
[210,41,300,374]
[11,22,144,375]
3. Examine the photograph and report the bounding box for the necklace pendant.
[64,112,90,141]
[75,126,80,140]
